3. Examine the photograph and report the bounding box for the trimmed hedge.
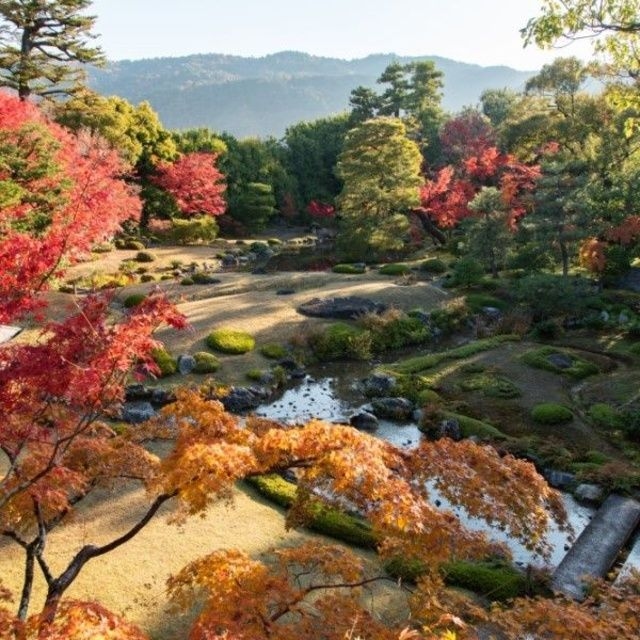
[206,328,255,354]
[332,263,366,274]
[378,263,412,276]
[419,258,447,274]
[123,293,146,308]
[531,403,574,425]
[135,251,156,263]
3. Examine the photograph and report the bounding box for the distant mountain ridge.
[88,51,536,138]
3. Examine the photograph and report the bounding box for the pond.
[256,368,595,570]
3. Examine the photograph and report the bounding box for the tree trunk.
[411,209,446,245]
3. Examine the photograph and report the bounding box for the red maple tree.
[152,152,226,217]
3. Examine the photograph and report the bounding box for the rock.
[547,352,574,369]
[438,418,462,441]
[177,354,196,375]
[121,401,156,424]
[252,267,268,275]
[350,411,379,431]
[220,386,270,413]
[221,254,239,268]
[151,388,176,406]
[125,384,153,402]
[370,397,414,421]
[409,310,431,325]
[412,408,424,423]
[297,296,388,320]
[619,312,630,324]
[600,310,610,323]
[544,469,576,490]
[481,306,502,320]
[362,373,396,397]
[574,483,605,504]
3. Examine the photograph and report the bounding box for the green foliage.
[135,251,155,263]
[531,403,574,425]
[308,323,372,361]
[419,258,447,274]
[123,293,146,309]
[388,335,519,375]
[245,475,377,548]
[521,346,600,379]
[588,403,623,430]
[246,368,265,382]
[464,293,509,313]
[260,343,288,360]
[151,347,177,377]
[170,216,219,245]
[513,274,597,321]
[459,372,521,399]
[336,117,422,261]
[92,242,114,253]
[441,560,527,601]
[191,272,219,285]
[436,411,507,440]
[332,263,366,274]
[227,182,276,233]
[123,239,145,251]
[358,311,431,353]
[206,329,255,354]
[192,351,221,374]
[448,257,484,287]
[378,263,412,276]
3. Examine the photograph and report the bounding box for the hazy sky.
[90,0,594,70]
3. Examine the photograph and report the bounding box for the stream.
[256,367,595,570]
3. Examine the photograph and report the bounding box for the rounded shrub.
[180,277,195,286]
[191,272,220,285]
[193,351,220,374]
[378,263,412,276]
[420,258,447,274]
[92,241,114,253]
[123,239,145,251]
[260,343,288,359]
[589,403,623,430]
[531,403,574,425]
[140,274,156,283]
[206,328,255,354]
[135,251,156,263]
[123,293,146,308]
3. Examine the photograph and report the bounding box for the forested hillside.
[88,51,534,136]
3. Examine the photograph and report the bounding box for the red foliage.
[307,200,336,218]
[153,152,226,217]
[419,166,475,228]
[0,94,141,323]
[439,110,496,164]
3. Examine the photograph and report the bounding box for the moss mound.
[192,351,220,374]
[123,293,146,308]
[206,328,255,354]
[531,403,574,425]
[441,560,527,601]
[135,251,155,263]
[260,343,288,359]
[419,258,447,274]
[521,346,599,380]
[378,263,412,276]
[332,263,366,274]
[151,347,177,377]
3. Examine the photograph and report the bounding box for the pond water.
[256,369,595,569]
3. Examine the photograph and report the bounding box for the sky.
[89,0,595,71]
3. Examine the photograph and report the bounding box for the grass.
[206,328,256,354]
[385,335,519,375]
[521,346,600,380]
[458,372,521,399]
[245,475,377,549]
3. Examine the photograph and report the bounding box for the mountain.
[87,51,536,139]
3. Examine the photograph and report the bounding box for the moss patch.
[378,263,412,276]
[151,348,177,377]
[521,346,600,380]
[123,293,146,308]
[260,343,288,359]
[206,329,255,354]
[245,475,376,548]
[332,263,366,274]
[531,403,574,425]
[192,351,220,374]
[441,560,527,601]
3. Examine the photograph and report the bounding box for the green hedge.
[531,403,574,425]
[378,263,412,276]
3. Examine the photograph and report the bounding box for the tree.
[480,88,520,129]
[0,0,104,100]
[439,108,496,165]
[152,152,226,218]
[228,181,276,233]
[336,117,423,261]
[0,93,141,322]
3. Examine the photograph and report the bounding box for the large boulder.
[297,296,388,320]
[177,354,196,375]
[220,386,271,413]
[370,397,414,421]
[121,401,156,424]
[362,373,397,398]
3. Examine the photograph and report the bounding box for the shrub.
[206,328,255,354]
[589,403,623,430]
[135,251,155,263]
[193,351,220,374]
[123,293,146,308]
[449,257,484,287]
[332,263,366,274]
[465,293,508,313]
[180,277,195,286]
[246,368,265,382]
[260,343,288,359]
[531,319,563,339]
[308,323,372,361]
[420,258,447,274]
[171,215,219,245]
[191,272,220,285]
[357,309,431,352]
[92,241,114,253]
[435,411,506,440]
[459,373,521,399]
[531,403,573,425]
[123,239,145,250]
[140,274,156,283]
[429,297,471,334]
[151,348,177,377]
[378,263,412,276]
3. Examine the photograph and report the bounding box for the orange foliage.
[579,237,607,273]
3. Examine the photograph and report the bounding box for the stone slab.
[552,494,640,599]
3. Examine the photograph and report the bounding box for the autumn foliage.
[152,151,226,217]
